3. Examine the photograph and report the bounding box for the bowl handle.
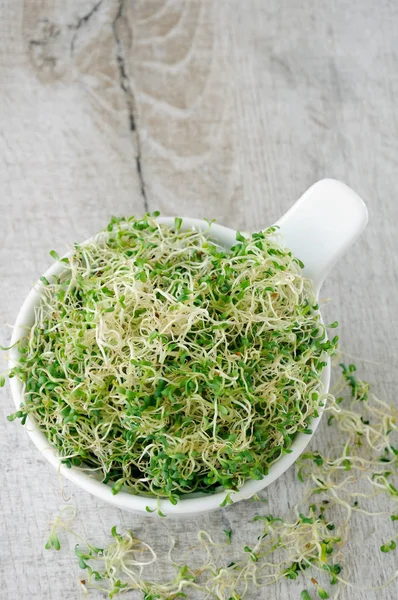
[275,179,368,296]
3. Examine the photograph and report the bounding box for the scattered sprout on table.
[40,364,398,599]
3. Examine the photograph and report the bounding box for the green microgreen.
[38,361,398,600]
[220,493,233,508]
[44,505,76,552]
[380,540,396,553]
[224,529,232,543]
[7,214,333,502]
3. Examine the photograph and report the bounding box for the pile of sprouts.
[44,363,398,599]
[7,213,337,501]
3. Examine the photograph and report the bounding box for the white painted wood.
[1,1,397,598]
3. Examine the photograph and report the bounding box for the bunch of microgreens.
[7,213,337,503]
[44,363,398,600]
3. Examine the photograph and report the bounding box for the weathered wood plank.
[1,1,398,598]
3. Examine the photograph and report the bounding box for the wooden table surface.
[1,1,398,599]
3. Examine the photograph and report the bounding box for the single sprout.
[44,505,77,551]
[220,493,234,508]
[7,213,335,503]
[223,529,232,543]
[380,540,396,553]
[249,493,268,503]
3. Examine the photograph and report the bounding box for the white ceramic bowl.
[9,179,368,517]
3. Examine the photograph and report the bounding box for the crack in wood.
[28,1,149,211]
[69,0,104,54]
[112,0,148,212]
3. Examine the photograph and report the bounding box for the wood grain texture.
[1,1,398,598]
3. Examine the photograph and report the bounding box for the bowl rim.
[9,217,330,516]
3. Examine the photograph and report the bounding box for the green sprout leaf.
[49,250,60,261]
[174,217,183,232]
[220,493,233,508]
[223,529,232,543]
[381,540,396,553]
